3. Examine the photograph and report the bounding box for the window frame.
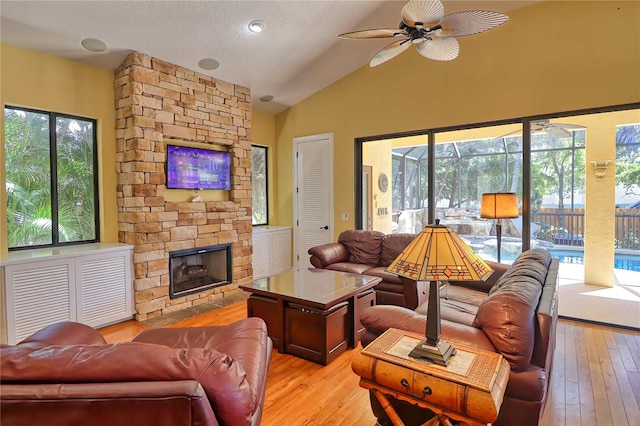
[251,144,269,226]
[4,105,100,251]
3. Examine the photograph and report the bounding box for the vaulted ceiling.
[1,1,541,114]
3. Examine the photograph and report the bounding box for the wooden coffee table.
[240,268,381,365]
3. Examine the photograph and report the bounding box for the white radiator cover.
[1,243,133,344]
[252,227,292,279]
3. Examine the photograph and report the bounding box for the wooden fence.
[532,208,640,249]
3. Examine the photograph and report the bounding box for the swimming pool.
[550,249,640,272]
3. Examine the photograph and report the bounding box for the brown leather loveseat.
[308,230,428,309]
[359,249,559,426]
[0,317,272,426]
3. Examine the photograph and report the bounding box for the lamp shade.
[480,192,519,219]
[385,222,493,282]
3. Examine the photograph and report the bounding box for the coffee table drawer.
[285,301,349,365]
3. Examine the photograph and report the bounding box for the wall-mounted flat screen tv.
[166,144,231,190]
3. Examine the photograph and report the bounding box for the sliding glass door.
[359,104,639,276]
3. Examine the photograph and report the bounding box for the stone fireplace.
[114,51,253,321]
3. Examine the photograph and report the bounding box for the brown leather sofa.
[0,317,272,426]
[359,249,559,426]
[308,230,428,309]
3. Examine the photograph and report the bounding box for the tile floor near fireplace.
[169,243,232,299]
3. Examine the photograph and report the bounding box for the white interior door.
[293,133,334,268]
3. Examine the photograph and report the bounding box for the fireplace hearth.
[169,244,232,299]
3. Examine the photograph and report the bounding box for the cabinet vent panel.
[252,234,272,279]
[79,256,128,326]
[12,264,72,342]
[271,231,292,273]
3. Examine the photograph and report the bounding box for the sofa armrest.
[360,305,427,336]
[19,322,106,346]
[451,260,509,293]
[360,306,496,352]
[308,242,349,268]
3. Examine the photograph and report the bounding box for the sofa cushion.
[473,275,543,372]
[363,266,403,284]
[416,297,479,327]
[326,262,375,275]
[338,230,384,265]
[380,233,416,266]
[444,285,487,308]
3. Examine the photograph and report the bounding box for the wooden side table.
[352,328,510,426]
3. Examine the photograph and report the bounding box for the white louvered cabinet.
[0,243,133,344]
[252,226,292,279]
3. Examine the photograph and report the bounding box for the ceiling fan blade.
[546,125,572,138]
[339,28,408,39]
[554,123,586,130]
[438,11,508,38]
[370,39,412,67]
[401,0,444,28]
[416,37,459,61]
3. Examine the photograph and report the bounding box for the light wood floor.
[100,300,640,426]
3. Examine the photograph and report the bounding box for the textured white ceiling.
[0,1,540,115]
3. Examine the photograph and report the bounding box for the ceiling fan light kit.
[339,0,508,67]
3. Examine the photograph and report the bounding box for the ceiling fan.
[339,0,509,67]
[530,120,585,138]
[497,120,587,140]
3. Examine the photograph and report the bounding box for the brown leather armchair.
[1,318,272,426]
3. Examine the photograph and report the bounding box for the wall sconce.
[590,160,611,179]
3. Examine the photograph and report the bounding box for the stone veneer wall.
[114,52,252,321]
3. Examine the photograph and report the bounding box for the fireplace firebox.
[169,244,232,299]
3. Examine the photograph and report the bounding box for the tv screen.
[166,144,231,190]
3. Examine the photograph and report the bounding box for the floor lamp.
[480,192,519,263]
[386,220,493,366]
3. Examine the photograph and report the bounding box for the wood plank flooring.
[99,301,640,426]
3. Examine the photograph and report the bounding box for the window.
[251,145,268,225]
[4,106,99,250]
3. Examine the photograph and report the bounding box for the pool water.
[550,249,640,272]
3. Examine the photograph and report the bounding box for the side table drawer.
[353,354,507,423]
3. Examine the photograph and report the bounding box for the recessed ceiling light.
[198,58,220,71]
[81,38,106,52]
[259,95,274,102]
[248,20,265,33]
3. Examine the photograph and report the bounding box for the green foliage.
[535,221,566,243]
[616,232,640,250]
[615,125,640,198]
[4,107,96,248]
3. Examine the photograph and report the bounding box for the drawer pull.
[423,386,432,397]
[400,378,409,390]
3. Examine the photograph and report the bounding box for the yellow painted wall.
[274,1,640,284]
[363,139,393,233]
[0,43,117,253]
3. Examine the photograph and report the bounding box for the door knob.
[320,225,329,230]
